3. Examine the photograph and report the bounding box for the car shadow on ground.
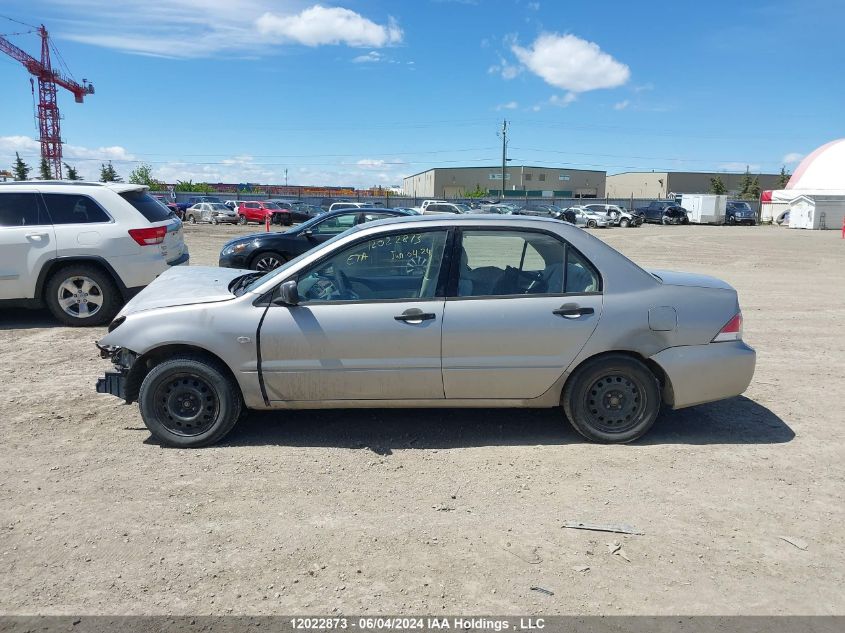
[0,308,63,330]
[205,396,794,453]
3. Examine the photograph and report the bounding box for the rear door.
[0,191,55,300]
[441,228,603,400]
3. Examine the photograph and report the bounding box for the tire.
[662,216,670,225]
[562,354,661,444]
[138,355,243,448]
[211,217,219,225]
[728,215,736,225]
[238,215,247,225]
[187,214,196,224]
[251,251,287,272]
[44,264,121,327]
[619,217,630,228]
[609,211,620,221]
[587,219,597,228]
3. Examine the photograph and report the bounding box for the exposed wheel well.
[562,350,674,406]
[125,344,243,404]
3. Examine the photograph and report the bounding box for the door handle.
[553,306,595,319]
[25,232,47,241]
[395,309,436,323]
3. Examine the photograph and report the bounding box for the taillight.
[712,312,743,342]
[128,226,167,246]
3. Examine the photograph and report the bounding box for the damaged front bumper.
[95,343,137,401]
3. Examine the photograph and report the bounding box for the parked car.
[0,181,188,326]
[269,200,322,223]
[176,196,222,214]
[224,200,247,212]
[415,199,449,213]
[96,214,755,448]
[422,202,473,215]
[391,207,421,215]
[565,206,611,228]
[725,201,757,225]
[185,202,238,225]
[516,203,565,219]
[635,201,690,225]
[218,208,415,271]
[153,195,182,219]
[584,203,642,228]
[237,201,292,226]
[328,202,373,212]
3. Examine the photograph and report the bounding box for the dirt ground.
[1,222,843,616]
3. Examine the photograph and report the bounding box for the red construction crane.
[0,23,94,179]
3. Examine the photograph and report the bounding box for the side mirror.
[304,229,314,237]
[274,280,300,306]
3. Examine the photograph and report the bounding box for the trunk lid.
[648,269,735,290]
[117,266,246,316]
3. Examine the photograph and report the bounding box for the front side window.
[296,230,448,302]
[0,193,47,227]
[44,194,112,224]
[311,213,358,235]
[457,230,599,297]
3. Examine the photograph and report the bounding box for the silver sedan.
[96,215,755,448]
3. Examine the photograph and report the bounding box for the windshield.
[730,202,752,211]
[209,203,230,211]
[244,225,360,293]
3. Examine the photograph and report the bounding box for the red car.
[237,201,292,226]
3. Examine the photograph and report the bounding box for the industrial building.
[606,171,782,198]
[403,166,606,199]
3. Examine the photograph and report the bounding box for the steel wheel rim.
[153,373,219,437]
[56,275,103,319]
[583,372,645,434]
[255,255,282,271]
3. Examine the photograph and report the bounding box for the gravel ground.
[1,223,843,615]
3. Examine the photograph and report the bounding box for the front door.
[442,229,603,400]
[0,191,56,300]
[259,228,450,401]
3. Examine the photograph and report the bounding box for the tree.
[128,163,162,189]
[39,157,52,180]
[63,163,82,180]
[13,152,31,181]
[464,184,488,198]
[737,166,754,200]
[99,161,123,183]
[777,165,790,189]
[710,175,727,195]
[750,177,761,200]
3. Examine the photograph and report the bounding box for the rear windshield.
[121,190,174,222]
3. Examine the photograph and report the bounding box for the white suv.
[0,181,189,326]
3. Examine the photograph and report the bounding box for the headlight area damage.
[95,343,138,402]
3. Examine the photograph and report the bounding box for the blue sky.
[1,0,843,187]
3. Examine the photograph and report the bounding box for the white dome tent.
[761,138,845,228]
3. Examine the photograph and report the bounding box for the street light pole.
[500,119,508,199]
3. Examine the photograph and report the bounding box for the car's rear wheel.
[587,219,597,228]
[563,354,661,443]
[251,251,286,272]
[45,264,120,327]
[619,217,630,228]
[238,215,247,225]
[211,217,219,225]
[138,355,242,448]
[728,215,736,225]
[187,214,196,224]
[662,216,670,225]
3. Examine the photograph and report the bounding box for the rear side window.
[0,193,47,226]
[43,194,112,224]
[119,190,173,222]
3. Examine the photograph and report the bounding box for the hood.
[117,266,246,316]
[648,269,734,290]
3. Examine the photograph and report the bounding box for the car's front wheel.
[138,355,243,448]
[251,251,286,272]
[587,219,597,228]
[562,354,661,443]
[45,264,120,326]
[619,217,630,228]
[187,214,196,224]
[238,215,248,225]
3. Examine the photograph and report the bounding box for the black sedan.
[270,199,324,223]
[218,208,414,272]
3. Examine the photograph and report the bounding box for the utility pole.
[500,119,508,199]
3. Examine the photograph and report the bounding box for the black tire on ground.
[562,354,661,444]
[238,215,247,225]
[250,250,287,272]
[728,215,736,225]
[138,355,243,448]
[587,219,597,228]
[211,217,219,225]
[187,214,197,224]
[619,217,630,228]
[662,216,670,225]
[44,263,121,327]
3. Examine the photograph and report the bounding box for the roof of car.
[0,180,148,193]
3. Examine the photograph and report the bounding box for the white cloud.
[511,33,630,92]
[549,92,577,107]
[527,2,541,10]
[782,152,804,164]
[352,51,383,63]
[614,100,630,110]
[496,101,519,110]
[256,6,402,48]
[53,1,401,58]
[488,56,521,80]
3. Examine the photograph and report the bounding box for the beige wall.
[606,173,669,198]
[404,166,606,198]
[607,171,783,198]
